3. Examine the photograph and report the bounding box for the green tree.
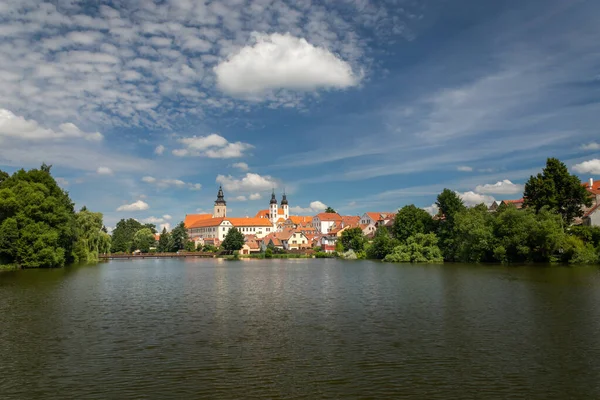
[340,227,365,251]
[453,204,495,262]
[325,206,336,213]
[523,157,592,225]
[157,227,172,252]
[366,227,396,259]
[184,240,196,251]
[144,223,157,234]
[133,228,155,253]
[222,227,244,252]
[393,204,434,243]
[0,169,9,185]
[111,218,144,253]
[170,222,188,251]
[73,209,110,263]
[435,189,466,261]
[384,233,443,263]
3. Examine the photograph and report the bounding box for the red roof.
[315,212,342,221]
[184,213,212,228]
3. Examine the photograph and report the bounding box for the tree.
[393,204,434,243]
[0,169,8,185]
[452,205,495,263]
[184,240,196,251]
[111,218,144,253]
[222,227,244,252]
[435,189,466,261]
[325,206,336,213]
[524,158,592,225]
[144,223,157,234]
[340,227,365,251]
[366,227,396,259]
[157,227,172,252]
[133,228,155,253]
[170,222,188,251]
[73,208,110,263]
[383,233,443,263]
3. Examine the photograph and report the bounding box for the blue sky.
[1,0,600,231]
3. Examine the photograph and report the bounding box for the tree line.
[339,158,599,264]
[0,165,111,268]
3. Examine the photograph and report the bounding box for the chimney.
[591,178,594,188]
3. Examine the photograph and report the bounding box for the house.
[313,212,342,234]
[360,223,377,238]
[286,230,310,250]
[260,232,285,251]
[582,204,600,226]
[241,235,261,255]
[360,212,395,226]
[283,216,313,230]
[488,201,501,212]
[500,198,524,209]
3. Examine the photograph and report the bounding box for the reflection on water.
[1,260,600,399]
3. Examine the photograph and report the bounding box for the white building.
[312,212,342,234]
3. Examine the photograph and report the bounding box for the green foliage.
[170,222,188,251]
[340,227,365,251]
[393,204,434,243]
[222,227,244,251]
[143,223,157,234]
[111,218,144,253]
[132,228,155,253]
[265,247,273,258]
[435,189,466,261]
[0,166,107,268]
[202,243,218,252]
[453,205,495,262]
[524,157,592,225]
[314,251,334,258]
[559,236,598,264]
[367,227,397,259]
[157,227,172,252]
[184,240,196,252]
[324,206,336,213]
[335,239,344,253]
[384,233,443,263]
[568,226,600,248]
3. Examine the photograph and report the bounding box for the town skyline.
[1,0,599,232]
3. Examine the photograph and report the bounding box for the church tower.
[213,185,227,218]
[281,191,289,220]
[269,189,278,224]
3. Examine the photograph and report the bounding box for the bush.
[265,248,273,258]
[314,251,334,258]
[383,233,443,263]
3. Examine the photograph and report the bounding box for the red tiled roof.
[288,216,312,224]
[189,217,224,228]
[315,212,342,221]
[255,209,270,218]
[226,217,273,227]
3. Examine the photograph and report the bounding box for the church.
[184,186,293,243]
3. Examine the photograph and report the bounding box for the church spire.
[270,188,277,205]
[215,185,226,205]
[281,189,288,205]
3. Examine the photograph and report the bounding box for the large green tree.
[133,228,155,253]
[222,227,244,252]
[324,206,336,213]
[73,208,111,263]
[366,227,396,259]
[435,189,466,261]
[523,157,592,225]
[340,227,365,251]
[0,165,107,268]
[452,204,495,263]
[170,221,188,251]
[393,204,434,243]
[111,218,144,253]
[383,233,443,263]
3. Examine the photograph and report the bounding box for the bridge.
[99,252,218,260]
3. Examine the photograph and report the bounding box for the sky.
[1,0,600,231]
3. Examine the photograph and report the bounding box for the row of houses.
[487,178,600,226]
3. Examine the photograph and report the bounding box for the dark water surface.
[2,259,600,399]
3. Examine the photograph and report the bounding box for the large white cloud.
[573,159,600,175]
[173,133,252,159]
[216,173,278,192]
[116,200,149,212]
[290,201,328,214]
[0,108,102,141]
[214,33,360,97]
[474,179,523,195]
[457,191,496,207]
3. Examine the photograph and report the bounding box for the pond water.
[1,259,600,399]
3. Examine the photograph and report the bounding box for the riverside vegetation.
[0,165,111,270]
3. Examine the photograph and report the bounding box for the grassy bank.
[0,264,20,271]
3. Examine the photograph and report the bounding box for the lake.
[1,259,600,399]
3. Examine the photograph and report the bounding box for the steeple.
[270,189,277,205]
[280,190,288,206]
[215,185,226,205]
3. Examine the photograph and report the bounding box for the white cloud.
[173,134,252,159]
[232,162,249,171]
[423,204,439,216]
[55,177,69,186]
[457,166,473,172]
[142,214,172,225]
[154,144,165,155]
[474,179,523,195]
[117,200,149,212]
[142,176,200,190]
[456,191,496,207]
[573,159,600,175]
[216,173,278,192]
[215,33,360,98]
[290,201,328,214]
[249,193,261,200]
[234,195,247,201]
[0,108,103,141]
[97,166,113,175]
[581,142,600,151]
